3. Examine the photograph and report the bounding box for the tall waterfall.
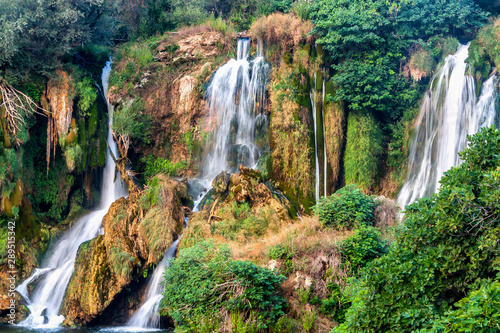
[201,38,269,183]
[127,239,180,329]
[17,60,128,328]
[398,44,498,208]
[310,74,321,203]
[310,72,328,201]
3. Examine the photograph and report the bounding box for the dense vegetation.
[161,240,287,331]
[1,0,499,330]
[336,127,500,332]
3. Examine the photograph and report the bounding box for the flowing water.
[16,60,128,328]
[322,79,328,198]
[310,74,321,203]
[127,38,271,330]
[200,38,269,184]
[398,44,498,208]
[126,240,180,329]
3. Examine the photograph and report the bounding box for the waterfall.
[310,73,321,203]
[322,78,328,198]
[127,239,180,329]
[397,44,498,208]
[17,59,128,328]
[201,38,269,184]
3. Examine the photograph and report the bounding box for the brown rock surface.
[61,177,190,325]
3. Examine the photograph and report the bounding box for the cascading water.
[201,38,269,185]
[322,78,328,198]
[398,43,498,208]
[127,239,180,329]
[17,59,128,328]
[310,74,321,202]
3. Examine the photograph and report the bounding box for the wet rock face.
[47,70,74,139]
[227,145,258,171]
[61,177,191,326]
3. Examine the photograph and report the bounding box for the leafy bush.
[113,98,152,154]
[426,279,500,332]
[340,226,387,273]
[314,184,375,229]
[76,76,98,114]
[142,155,187,178]
[161,240,287,331]
[336,127,500,332]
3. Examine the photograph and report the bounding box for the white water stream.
[201,38,269,183]
[310,74,321,203]
[126,38,270,330]
[17,60,128,328]
[126,239,180,329]
[398,44,498,208]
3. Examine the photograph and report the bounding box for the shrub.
[75,76,98,114]
[426,279,500,332]
[336,127,500,332]
[142,155,187,178]
[112,98,152,154]
[313,184,375,229]
[340,226,387,273]
[161,240,287,331]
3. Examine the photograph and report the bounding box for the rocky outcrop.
[61,177,191,326]
[181,166,293,249]
[47,70,74,139]
[107,29,233,178]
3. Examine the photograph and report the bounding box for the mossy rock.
[78,118,88,170]
[87,102,98,138]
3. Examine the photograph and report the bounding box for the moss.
[87,102,98,138]
[98,130,107,167]
[344,110,383,193]
[78,118,87,169]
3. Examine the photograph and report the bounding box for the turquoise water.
[0,326,172,333]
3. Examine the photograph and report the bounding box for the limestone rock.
[61,177,190,325]
[212,171,230,194]
[47,70,74,139]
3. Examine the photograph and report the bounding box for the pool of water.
[0,326,173,333]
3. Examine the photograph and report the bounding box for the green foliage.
[426,279,500,332]
[113,98,152,145]
[313,184,375,230]
[161,240,287,331]
[109,241,135,279]
[468,17,500,81]
[311,0,486,122]
[0,147,21,198]
[142,155,187,178]
[336,127,500,333]
[291,0,311,20]
[0,0,118,78]
[211,203,275,241]
[340,226,388,273]
[344,111,383,191]
[76,76,98,115]
[64,144,83,173]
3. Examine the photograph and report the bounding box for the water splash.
[398,44,498,208]
[127,239,180,329]
[17,59,128,328]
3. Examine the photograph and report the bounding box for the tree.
[0,0,117,78]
